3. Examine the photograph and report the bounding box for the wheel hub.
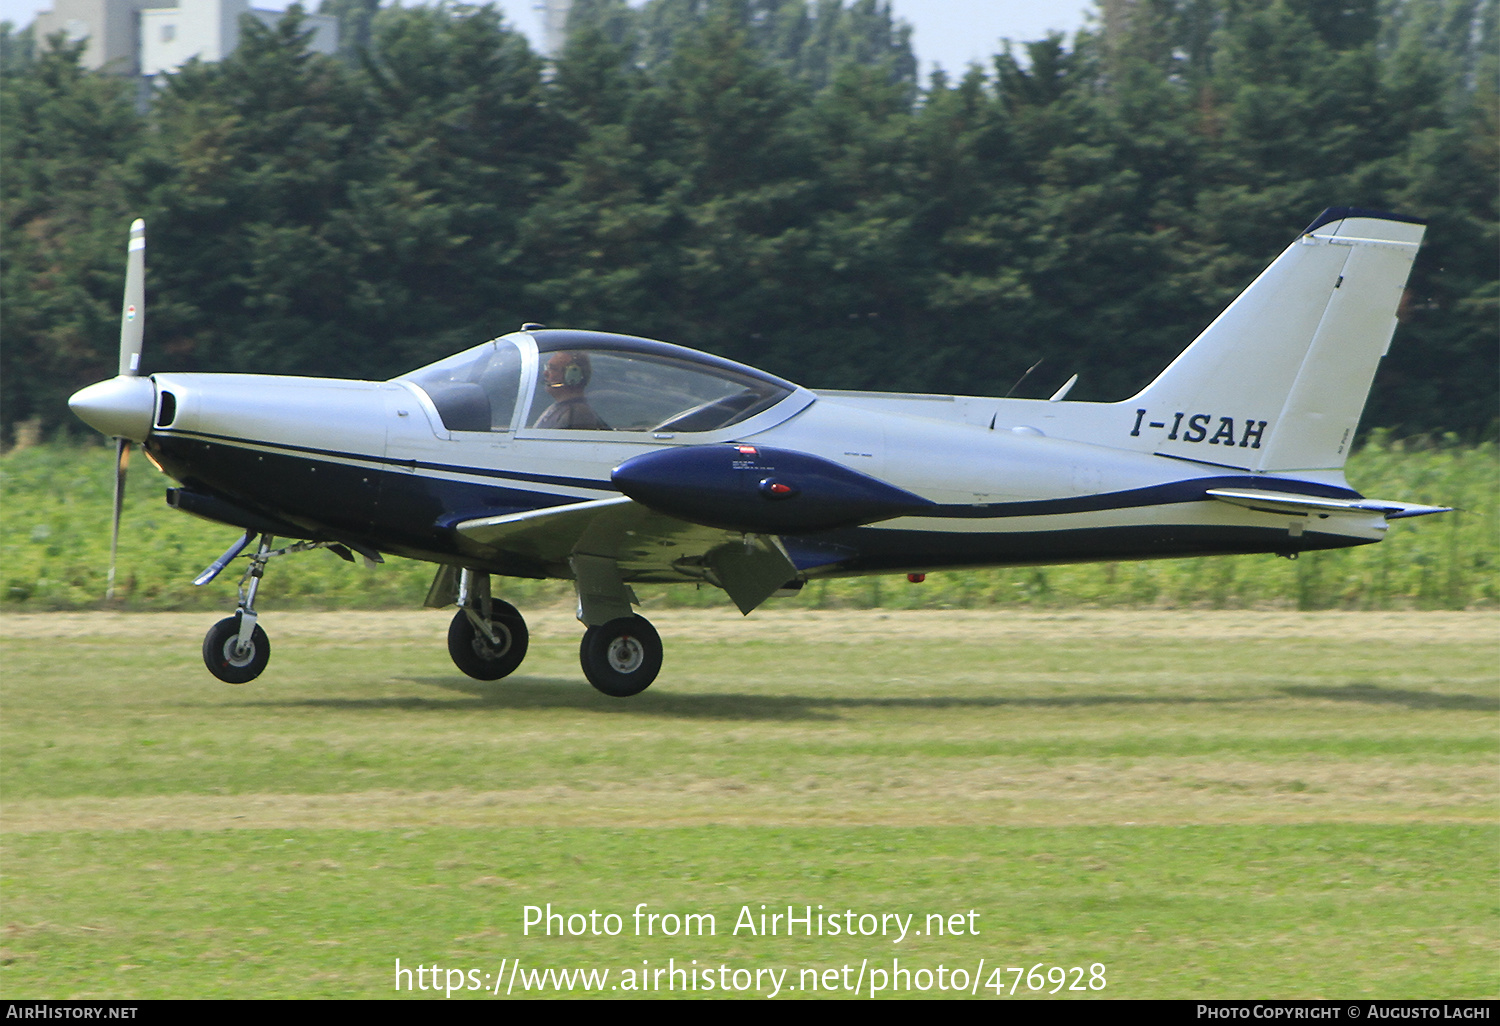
[471,623,512,660]
[223,638,257,667]
[606,635,644,674]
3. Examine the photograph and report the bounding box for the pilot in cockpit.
[534,351,609,430]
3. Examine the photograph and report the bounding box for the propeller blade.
[104,219,147,602]
[119,219,145,377]
[107,437,131,601]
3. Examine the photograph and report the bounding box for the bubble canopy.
[397,329,801,435]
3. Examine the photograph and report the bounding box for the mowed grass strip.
[2,611,1493,821]
[1,609,1496,997]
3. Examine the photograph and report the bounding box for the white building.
[33,0,155,74]
[33,0,338,76]
[539,0,570,57]
[139,0,338,74]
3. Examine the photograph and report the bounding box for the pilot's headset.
[544,352,591,392]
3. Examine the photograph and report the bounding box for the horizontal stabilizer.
[1206,488,1451,520]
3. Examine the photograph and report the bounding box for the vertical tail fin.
[1130,208,1425,472]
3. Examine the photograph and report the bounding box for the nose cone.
[68,376,155,441]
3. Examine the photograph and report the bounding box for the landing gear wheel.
[580,615,662,697]
[203,615,270,684]
[448,602,529,680]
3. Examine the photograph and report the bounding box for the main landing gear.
[446,568,529,681]
[435,563,664,697]
[569,554,663,697]
[579,615,662,697]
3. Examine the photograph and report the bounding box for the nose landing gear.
[201,532,277,684]
[198,531,381,684]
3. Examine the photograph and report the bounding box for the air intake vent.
[155,390,177,427]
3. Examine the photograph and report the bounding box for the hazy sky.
[3,1,1098,73]
[889,1,1097,73]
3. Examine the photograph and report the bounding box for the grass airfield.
[2,608,1496,999]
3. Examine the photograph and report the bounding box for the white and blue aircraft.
[69,208,1448,696]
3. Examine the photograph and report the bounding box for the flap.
[452,497,799,610]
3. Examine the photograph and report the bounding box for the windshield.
[526,338,792,433]
[399,339,523,432]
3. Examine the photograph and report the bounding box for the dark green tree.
[0,20,35,72]
[517,10,673,331]
[346,2,561,368]
[138,11,372,375]
[602,0,917,90]
[1,34,143,442]
[0,0,1493,442]
[138,4,557,379]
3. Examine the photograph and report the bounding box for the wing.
[452,497,799,614]
[1206,488,1452,521]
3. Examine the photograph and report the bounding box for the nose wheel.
[580,615,662,697]
[203,613,270,684]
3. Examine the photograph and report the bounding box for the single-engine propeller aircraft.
[69,209,1449,696]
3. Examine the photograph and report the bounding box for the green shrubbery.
[3,434,1492,613]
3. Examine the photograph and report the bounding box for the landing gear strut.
[446,568,529,680]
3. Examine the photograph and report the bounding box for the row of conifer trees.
[2,0,1495,443]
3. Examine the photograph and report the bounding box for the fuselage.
[119,329,1382,585]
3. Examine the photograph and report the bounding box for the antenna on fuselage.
[1004,358,1043,398]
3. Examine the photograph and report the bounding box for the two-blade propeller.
[107,219,146,601]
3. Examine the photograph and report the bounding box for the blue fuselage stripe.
[152,428,1360,523]
[153,428,618,493]
[146,431,1373,578]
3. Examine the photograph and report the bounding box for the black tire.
[579,615,662,697]
[203,614,270,684]
[448,602,529,680]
